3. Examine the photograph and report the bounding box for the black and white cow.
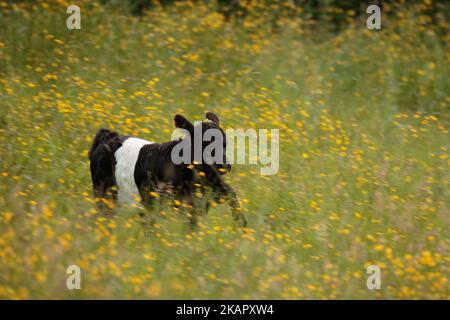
[88,112,247,228]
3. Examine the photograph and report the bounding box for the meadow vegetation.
[0,0,449,299]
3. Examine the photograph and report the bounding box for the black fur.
[88,113,247,228]
[88,129,124,213]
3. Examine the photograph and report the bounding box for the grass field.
[0,0,449,299]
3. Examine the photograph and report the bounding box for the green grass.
[0,1,448,299]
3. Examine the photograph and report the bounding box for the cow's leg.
[179,190,198,231]
[89,135,119,215]
[93,180,117,215]
[216,183,247,228]
[137,173,153,209]
[204,200,211,215]
[138,188,155,211]
[136,183,160,234]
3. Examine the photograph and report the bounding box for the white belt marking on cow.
[114,137,153,205]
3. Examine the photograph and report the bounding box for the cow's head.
[174,112,231,174]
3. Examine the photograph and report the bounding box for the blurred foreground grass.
[0,0,449,299]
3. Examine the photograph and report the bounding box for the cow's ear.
[205,112,220,126]
[174,114,194,133]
